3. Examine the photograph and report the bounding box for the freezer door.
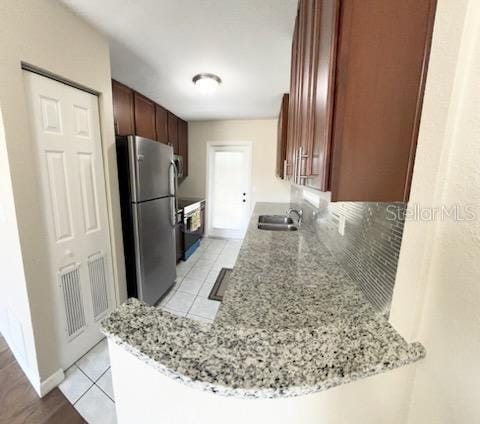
[128,136,174,202]
[132,197,176,305]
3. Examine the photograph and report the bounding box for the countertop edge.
[101,303,426,399]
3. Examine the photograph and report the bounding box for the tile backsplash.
[291,186,406,316]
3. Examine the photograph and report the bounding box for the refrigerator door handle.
[169,161,178,227]
[131,205,144,300]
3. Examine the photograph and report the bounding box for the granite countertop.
[101,203,425,399]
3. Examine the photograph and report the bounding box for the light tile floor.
[59,237,240,423]
[59,338,116,424]
[159,237,241,322]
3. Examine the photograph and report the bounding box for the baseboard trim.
[37,368,65,397]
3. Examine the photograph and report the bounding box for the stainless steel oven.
[182,201,204,257]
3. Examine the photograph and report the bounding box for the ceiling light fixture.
[192,73,222,95]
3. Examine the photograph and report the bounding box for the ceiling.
[60,0,297,121]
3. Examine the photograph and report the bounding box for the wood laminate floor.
[0,334,84,424]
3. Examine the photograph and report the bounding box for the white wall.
[0,0,126,394]
[109,339,416,424]
[0,107,41,387]
[390,0,469,342]
[390,0,480,421]
[178,120,290,206]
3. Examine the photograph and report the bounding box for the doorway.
[206,142,252,239]
[23,71,116,369]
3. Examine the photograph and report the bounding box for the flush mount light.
[192,73,222,95]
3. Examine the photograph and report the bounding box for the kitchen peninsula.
[102,203,424,423]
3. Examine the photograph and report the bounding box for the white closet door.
[24,71,116,368]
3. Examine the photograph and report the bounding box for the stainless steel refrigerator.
[116,135,177,305]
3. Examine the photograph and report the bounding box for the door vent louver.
[88,252,109,319]
[59,264,86,337]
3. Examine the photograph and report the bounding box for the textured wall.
[397,0,480,421]
[291,186,405,316]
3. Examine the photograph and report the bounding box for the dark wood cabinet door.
[307,0,339,191]
[330,0,436,201]
[287,0,317,183]
[112,80,134,136]
[167,112,179,154]
[155,104,168,144]
[134,92,156,140]
[276,94,289,179]
[298,0,315,178]
[175,225,183,263]
[178,119,188,177]
[286,11,299,178]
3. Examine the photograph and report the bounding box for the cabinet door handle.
[292,152,296,183]
[296,147,301,184]
[297,146,309,184]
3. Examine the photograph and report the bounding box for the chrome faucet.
[286,208,303,225]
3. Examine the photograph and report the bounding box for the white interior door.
[207,143,252,239]
[24,71,116,369]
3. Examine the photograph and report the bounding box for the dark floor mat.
[208,268,233,301]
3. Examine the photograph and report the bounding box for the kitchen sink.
[257,215,298,231]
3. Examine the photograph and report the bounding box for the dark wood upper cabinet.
[112,80,190,176]
[155,104,168,144]
[167,112,179,154]
[112,80,134,136]
[330,0,436,201]
[133,92,156,140]
[289,0,339,191]
[178,119,188,177]
[276,94,289,179]
[287,0,436,201]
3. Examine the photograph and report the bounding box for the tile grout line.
[184,240,227,316]
[73,380,92,406]
[94,366,111,384]
[71,338,111,408]
[94,379,115,403]
[186,238,227,318]
[187,240,228,322]
[75,365,96,385]
[168,238,235,319]
[73,364,112,406]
